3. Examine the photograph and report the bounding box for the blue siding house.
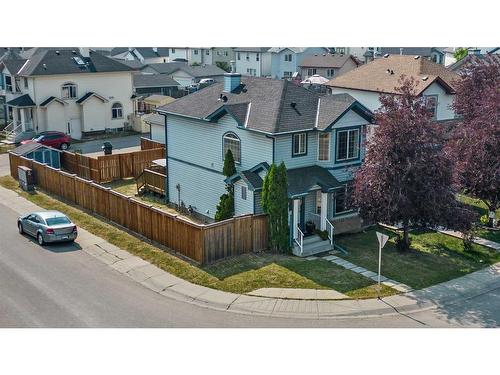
[156,63,373,255]
[268,47,329,79]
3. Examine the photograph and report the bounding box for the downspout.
[162,113,169,203]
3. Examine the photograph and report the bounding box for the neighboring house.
[133,74,180,97]
[234,48,271,77]
[156,69,374,252]
[0,48,134,142]
[333,47,381,63]
[109,47,170,64]
[268,47,329,79]
[326,54,460,122]
[166,48,212,65]
[133,94,175,136]
[211,48,236,66]
[299,53,361,80]
[141,63,226,88]
[379,47,446,65]
[448,49,500,72]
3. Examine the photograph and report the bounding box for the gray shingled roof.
[14,49,133,76]
[142,62,188,74]
[287,166,343,197]
[6,94,36,107]
[133,74,180,88]
[234,47,270,53]
[171,64,226,78]
[11,142,44,155]
[380,47,444,57]
[1,58,27,74]
[157,76,373,134]
[300,53,359,68]
[134,47,170,58]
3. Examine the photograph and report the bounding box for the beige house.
[133,94,175,135]
[1,47,134,142]
[299,53,361,80]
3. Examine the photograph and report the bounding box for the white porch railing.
[294,226,304,256]
[326,219,334,247]
[1,122,22,140]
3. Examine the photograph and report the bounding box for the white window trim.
[61,83,77,99]
[336,128,360,162]
[317,132,330,161]
[223,132,241,164]
[293,133,307,156]
[111,102,123,119]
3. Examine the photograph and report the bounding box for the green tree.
[215,150,236,221]
[262,162,289,252]
[454,47,468,62]
[191,61,201,67]
[215,61,231,73]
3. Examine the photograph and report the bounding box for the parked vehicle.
[199,78,215,85]
[21,131,71,150]
[18,211,78,245]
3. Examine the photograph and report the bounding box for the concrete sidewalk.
[3,184,500,319]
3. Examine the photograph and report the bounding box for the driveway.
[0,153,10,176]
[71,134,142,157]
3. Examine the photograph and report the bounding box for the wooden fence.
[57,147,165,183]
[8,153,268,264]
[140,137,165,151]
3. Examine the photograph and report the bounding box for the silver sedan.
[18,211,78,245]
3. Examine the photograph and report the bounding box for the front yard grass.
[457,194,500,243]
[0,175,395,298]
[336,226,500,290]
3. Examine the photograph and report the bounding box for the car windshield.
[32,135,44,141]
[45,216,71,226]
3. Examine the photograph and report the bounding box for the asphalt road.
[2,199,500,328]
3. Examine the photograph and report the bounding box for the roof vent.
[43,63,47,70]
[222,95,228,102]
[290,102,297,108]
[390,70,394,75]
[414,55,421,59]
[55,50,60,55]
[383,53,390,58]
[422,76,429,81]
[72,50,77,55]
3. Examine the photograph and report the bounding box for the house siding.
[234,179,254,216]
[166,113,273,218]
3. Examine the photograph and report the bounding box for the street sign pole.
[376,231,389,299]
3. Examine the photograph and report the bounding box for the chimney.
[79,47,90,57]
[223,60,241,93]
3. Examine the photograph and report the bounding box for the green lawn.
[336,226,500,290]
[457,194,500,243]
[0,175,395,298]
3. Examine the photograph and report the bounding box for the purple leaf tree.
[447,56,500,227]
[353,76,475,250]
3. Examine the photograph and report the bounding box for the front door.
[69,118,82,140]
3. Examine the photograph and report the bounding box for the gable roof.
[39,96,67,107]
[267,47,328,54]
[76,92,108,104]
[119,60,145,70]
[133,74,180,88]
[287,166,343,198]
[134,47,170,58]
[226,162,270,190]
[300,54,361,68]
[170,64,226,78]
[142,62,188,74]
[6,94,36,107]
[157,76,373,134]
[13,48,134,76]
[326,55,460,95]
[1,58,28,74]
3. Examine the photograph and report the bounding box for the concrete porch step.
[293,235,333,257]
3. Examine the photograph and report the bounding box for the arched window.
[111,102,123,119]
[223,132,241,164]
[61,83,77,99]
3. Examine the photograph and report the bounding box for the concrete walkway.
[307,254,413,293]
[438,228,500,251]
[3,184,500,319]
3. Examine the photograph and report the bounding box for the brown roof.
[299,54,360,69]
[326,55,460,95]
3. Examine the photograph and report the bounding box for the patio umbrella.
[301,74,329,85]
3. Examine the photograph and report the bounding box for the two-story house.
[299,53,361,80]
[234,48,271,77]
[156,64,374,255]
[1,47,134,142]
[326,54,459,123]
[268,47,329,79]
[140,63,226,89]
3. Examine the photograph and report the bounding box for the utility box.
[18,166,35,191]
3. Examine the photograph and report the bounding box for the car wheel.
[60,143,69,150]
[37,233,44,246]
[18,222,24,234]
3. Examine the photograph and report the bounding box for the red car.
[21,131,71,150]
